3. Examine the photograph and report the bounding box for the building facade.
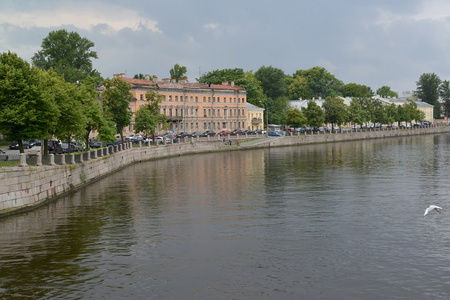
[115,73,248,136]
[246,103,265,131]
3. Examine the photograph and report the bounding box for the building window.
[234,98,236,103]
[140,94,143,100]
[203,97,206,102]
[190,96,193,102]
[175,96,178,102]
[195,96,198,102]
[213,97,215,103]
[204,123,207,129]
[169,96,172,101]
[208,97,211,103]
[204,109,207,117]
[196,123,198,129]
[208,108,211,116]
[196,109,198,116]
[217,97,220,103]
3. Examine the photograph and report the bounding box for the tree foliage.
[301,101,324,128]
[134,87,166,138]
[169,64,187,82]
[285,108,306,129]
[0,52,60,153]
[101,77,133,141]
[32,29,101,84]
[376,86,398,98]
[254,66,289,100]
[293,67,344,98]
[343,83,373,98]
[322,97,348,130]
[440,80,450,118]
[289,76,311,100]
[416,73,441,119]
[197,68,245,84]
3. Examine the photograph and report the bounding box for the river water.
[2,134,450,299]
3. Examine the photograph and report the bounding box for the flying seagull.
[424,205,443,216]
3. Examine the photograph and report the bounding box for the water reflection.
[2,134,450,299]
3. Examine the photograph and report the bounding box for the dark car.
[9,140,30,150]
[202,130,216,137]
[89,138,102,148]
[48,140,63,154]
[28,139,41,148]
[191,132,203,138]
[177,132,192,139]
[61,143,76,153]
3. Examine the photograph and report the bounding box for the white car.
[28,146,42,156]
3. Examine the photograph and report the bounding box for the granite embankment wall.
[0,126,447,217]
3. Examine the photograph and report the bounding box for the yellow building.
[246,103,265,131]
[114,73,248,135]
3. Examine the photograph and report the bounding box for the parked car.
[154,136,164,144]
[191,132,203,138]
[61,143,76,153]
[218,130,231,136]
[177,132,192,139]
[202,130,216,137]
[268,131,283,137]
[9,140,30,150]
[28,139,41,148]
[231,129,244,136]
[28,146,42,156]
[89,138,102,148]
[255,129,266,135]
[48,140,63,154]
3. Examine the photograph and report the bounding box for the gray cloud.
[1,0,449,93]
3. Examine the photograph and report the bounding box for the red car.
[218,131,231,136]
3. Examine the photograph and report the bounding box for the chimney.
[162,78,170,83]
[152,75,158,83]
[171,79,176,83]
[222,81,228,85]
[179,78,187,84]
[231,81,235,87]
[120,73,126,78]
[145,74,150,80]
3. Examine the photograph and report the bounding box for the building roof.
[118,75,246,92]
[246,102,265,111]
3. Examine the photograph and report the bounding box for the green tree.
[348,98,365,126]
[169,64,187,82]
[384,103,398,125]
[376,86,398,98]
[32,29,101,84]
[0,52,60,153]
[102,77,133,142]
[236,71,266,107]
[289,76,312,100]
[254,66,289,100]
[134,87,166,139]
[301,101,324,128]
[285,108,306,130]
[343,83,373,97]
[133,73,145,80]
[440,80,450,118]
[322,97,348,131]
[294,66,344,98]
[48,71,87,152]
[197,68,245,84]
[416,73,441,119]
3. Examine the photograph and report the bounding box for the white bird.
[424,205,443,216]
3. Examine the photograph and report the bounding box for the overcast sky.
[2,0,450,94]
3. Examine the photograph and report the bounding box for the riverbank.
[0,125,448,218]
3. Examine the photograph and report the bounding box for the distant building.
[246,103,264,131]
[112,73,248,135]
